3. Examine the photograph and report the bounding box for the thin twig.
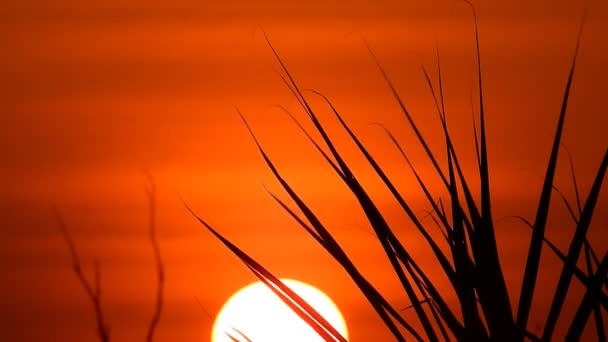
[144,173,165,342]
[54,208,110,342]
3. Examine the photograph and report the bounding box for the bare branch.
[144,173,165,342]
[54,209,110,342]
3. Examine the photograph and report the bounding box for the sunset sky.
[1,0,607,341]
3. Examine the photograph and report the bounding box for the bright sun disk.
[211,279,349,342]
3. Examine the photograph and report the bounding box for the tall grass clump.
[188,5,607,342]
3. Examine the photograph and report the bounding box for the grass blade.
[232,328,254,342]
[516,15,585,337]
[585,244,606,341]
[240,111,416,341]
[311,90,457,286]
[185,204,348,342]
[365,41,450,190]
[509,215,608,308]
[264,38,445,341]
[542,147,607,340]
[456,2,517,336]
[264,186,421,341]
[566,252,608,340]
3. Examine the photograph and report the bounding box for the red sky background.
[1,0,607,341]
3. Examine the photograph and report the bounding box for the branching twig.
[54,209,110,342]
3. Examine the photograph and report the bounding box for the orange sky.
[1,0,607,341]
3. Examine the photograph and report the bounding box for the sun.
[211,279,349,342]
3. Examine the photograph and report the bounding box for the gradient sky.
[1,0,607,341]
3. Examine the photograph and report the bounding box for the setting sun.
[211,279,348,342]
[3,0,607,340]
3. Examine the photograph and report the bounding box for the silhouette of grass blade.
[365,42,450,191]
[276,105,344,178]
[426,52,486,335]
[268,35,473,341]
[447,145,487,341]
[225,332,240,342]
[516,15,585,337]
[296,95,445,341]
[543,147,607,340]
[246,119,421,341]
[513,216,608,309]
[563,146,584,215]
[566,252,608,340]
[185,204,348,342]
[584,244,606,341]
[553,183,583,224]
[375,123,455,239]
[310,95,466,329]
[458,2,516,337]
[264,46,444,340]
[231,328,254,342]
[468,90,481,168]
[310,90,457,288]
[420,66,480,227]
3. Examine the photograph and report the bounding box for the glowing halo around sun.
[211,279,349,342]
